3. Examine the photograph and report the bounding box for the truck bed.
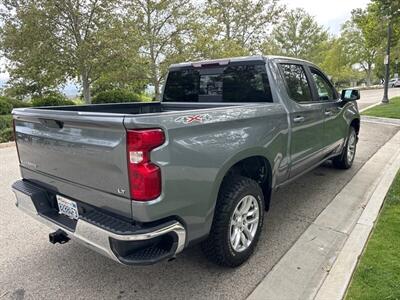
[38,101,240,115]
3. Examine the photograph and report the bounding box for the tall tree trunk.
[82,70,91,104]
[366,65,372,87]
[145,1,159,100]
[37,86,43,98]
[149,40,160,100]
[225,20,231,40]
[153,76,160,100]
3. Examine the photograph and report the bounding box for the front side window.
[279,64,312,102]
[163,64,273,103]
[310,68,336,101]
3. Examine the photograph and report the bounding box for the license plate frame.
[56,195,79,220]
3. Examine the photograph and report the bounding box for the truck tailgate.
[13,108,131,217]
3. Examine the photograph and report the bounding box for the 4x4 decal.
[175,114,212,124]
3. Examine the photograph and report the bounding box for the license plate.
[56,195,79,220]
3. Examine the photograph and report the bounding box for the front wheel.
[201,176,264,267]
[333,126,357,169]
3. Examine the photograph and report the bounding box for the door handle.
[39,118,64,129]
[324,111,334,116]
[293,116,305,123]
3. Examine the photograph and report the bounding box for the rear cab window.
[163,63,273,103]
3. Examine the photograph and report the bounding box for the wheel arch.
[215,154,274,212]
[350,118,360,135]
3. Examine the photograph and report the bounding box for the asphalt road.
[357,87,400,110]
[0,89,399,300]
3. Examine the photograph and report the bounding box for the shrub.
[0,115,14,143]
[31,94,75,107]
[92,89,141,104]
[0,128,14,143]
[0,96,32,109]
[0,115,13,131]
[139,93,153,102]
[0,99,13,115]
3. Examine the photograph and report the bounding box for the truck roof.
[169,55,314,69]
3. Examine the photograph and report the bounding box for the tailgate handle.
[39,118,64,129]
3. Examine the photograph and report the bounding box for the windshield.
[163,64,273,103]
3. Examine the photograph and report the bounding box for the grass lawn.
[361,96,400,119]
[345,171,400,300]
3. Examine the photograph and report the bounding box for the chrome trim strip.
[12,188,186,264]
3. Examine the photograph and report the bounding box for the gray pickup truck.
[11,55,360,267]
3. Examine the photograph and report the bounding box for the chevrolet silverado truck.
[11,56,360,267]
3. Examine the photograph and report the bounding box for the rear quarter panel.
[124,103,289,243]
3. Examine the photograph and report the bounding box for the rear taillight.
[126,129,165,201]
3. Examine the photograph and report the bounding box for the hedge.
[0,115,13,131]
[0,96,32,109]
[0,100,12,115]
[0,115,13,143]
[0,127,13,143]
[31,96,75,107]
[92,89,142,104]
[0,97,33,116]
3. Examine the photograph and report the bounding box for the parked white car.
[388,78,400,87]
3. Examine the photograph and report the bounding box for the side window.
[279,64,312,102]
[310,68,336,101]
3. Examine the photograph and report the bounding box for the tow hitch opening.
[49,229,70,244]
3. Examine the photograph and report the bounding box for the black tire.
[201,176,264,267]
[333,126,357,169]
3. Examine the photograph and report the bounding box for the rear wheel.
[333,126,357,169]
[202,176,264,267]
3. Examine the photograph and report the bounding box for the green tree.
[0,4,66,97]
[319,37,361,87]
[198,0,284,58]
[370,0,400,80]
[262,8,328,64]
[371,0,400,23]
[90,19,148,96]
[126,0,198,100]
[345,7,383,86]
[373,43,400,80]
[1,0,141,103]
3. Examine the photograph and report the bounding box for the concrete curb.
[359,102,380,113]
[314,134,400,300]
[361,115,400,126]
[247,128,400,300]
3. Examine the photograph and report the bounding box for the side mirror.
[341,89,360,101]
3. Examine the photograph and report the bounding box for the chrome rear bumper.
[12,180,186,265]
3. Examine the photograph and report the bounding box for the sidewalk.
[247,124,400,300]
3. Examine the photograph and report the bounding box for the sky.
[283,0,370,35]
[0,0,371,93]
